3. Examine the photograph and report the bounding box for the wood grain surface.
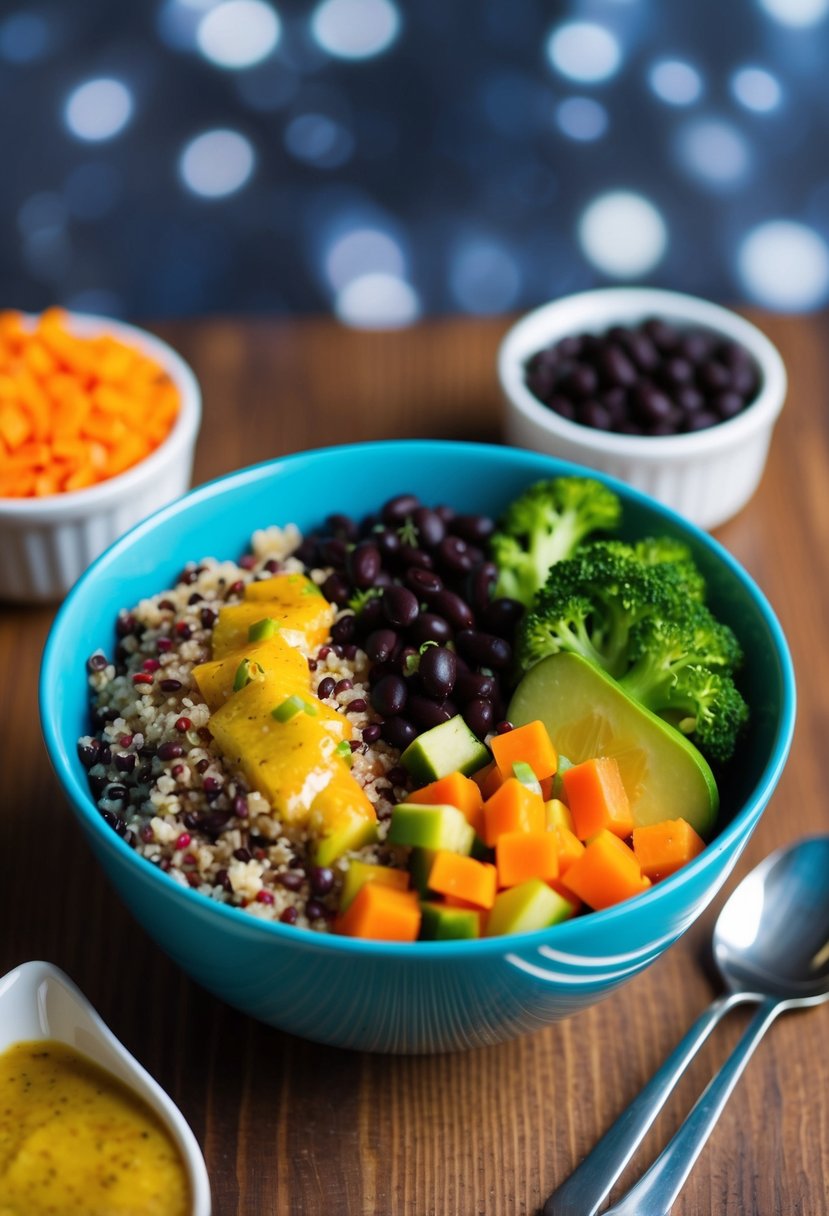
[2,313,826,1215]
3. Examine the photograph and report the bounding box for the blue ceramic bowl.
[40,441,795,1053]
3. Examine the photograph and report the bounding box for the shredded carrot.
[0,309,180,498]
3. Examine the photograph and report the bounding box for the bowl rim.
[0,312,201,520]
[40,439,797,959]
[499,286,788,461]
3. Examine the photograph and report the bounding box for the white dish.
[0,312,201,603]
[0,960,211,1216]
[499,287,787,529]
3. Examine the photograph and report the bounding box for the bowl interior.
[41,441,794,943]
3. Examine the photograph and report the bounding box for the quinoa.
[79,526,413,932]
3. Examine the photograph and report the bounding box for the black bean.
[233,847,252,862]
[321,572,350,606]
[358,596,385,631]
[362,723,382,743]
[319,537,348,567]
[309,866,335,896]
[643,318,680,352]
[659,357,694,387]
[347,698,367,714]
[454,670,496,704]
[674,386,705,414]
[77,738,100,768]
[325,513,359,541]
[410,613,453,646]
[467,561,497,614]
[382,585,419,628]
[625,333,660,372]
[158,741,185,761]
[116,613,137,638]
[398,544,433,569]
[101,809,126,835]
[371,674,408,717]
[579,400,612,430]
[412,507,446,548]
[405,567,443,599]
[368,661,397,687]
[455,629,512,669]
[633,383,674,425]
[87,653,108,673]
[294,539,319,566]
[560,364,598,399]
[598,345,637,388]
[714,392,745,420]
[160,679,182,692]
[549,395,577,420]
[306,899,329,922]
[419,645,458,699]
[103,783,127,802]
[317,676,336,699]
[678,331,714,363]
[450,514,496,544]
[114,751,137,774]
[436,535,475,575]
[381,717,417,749]
[349,543,381,588]
[696,360,731,393]
[481,596,525,636]
[431,589,474,630]
[407,695,453,730]
[200,606,218,629]
[330,614,357,644]
[683,410,720,432]
[277,870,305,891]
[334,678,353,695]
[730,363,759,398]
[464,698,494,739]
[374,528,401,559]
[366,629,398,663]
[382,493,421,525]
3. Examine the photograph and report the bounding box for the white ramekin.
[0,313,201,602]
[499,288,787,530]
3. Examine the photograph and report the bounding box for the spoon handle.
[543,991,747,1216]
[604,996,781,1216]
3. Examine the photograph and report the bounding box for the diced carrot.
[562,756,633,841]
[407,771,484,837]
[554,825,585,876]
[471,760,502,800]
[632,818,706,881]
[333,883,421,941]
[63,464,97,492]
[560,830,651,910]
[0,403,32,451]
[548,878,583,910]
[428,851,497,909]
[490,720,558,785]
[496,831,559,887]
[21,339,57,380]
[482,777,546,846]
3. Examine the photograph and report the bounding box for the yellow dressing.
[0,1040,190,1216]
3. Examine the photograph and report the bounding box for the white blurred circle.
[335,273,419,328]
[179,129,255,197]
[648,59,702,106]
[677,119,750,187]
[546,22,621,84]
[578,191,667,278]
[196,0,280,68]
[738,221,829,310]
[556,96,608,141]
[311,0,400,60]
[731,67,782,112]
[64,78,133,142]
[757,0,828,26]
[325,228,405,291]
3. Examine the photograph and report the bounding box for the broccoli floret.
[516,543,679,678]
[491,477,621,606]
[632,537,706,601]
[515,544,747,764]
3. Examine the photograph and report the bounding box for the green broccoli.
[490,477,621,606]
[515,543,748,764]
[632,537,707,601]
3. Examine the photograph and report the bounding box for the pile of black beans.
[294,495,525,750]
[524,318,761,437]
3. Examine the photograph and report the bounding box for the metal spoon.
[544,836,829,1216]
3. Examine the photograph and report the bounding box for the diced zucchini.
[486,879,575,937]
[400,715,490,784]
[419,901,481,940]
[387,803,474,854]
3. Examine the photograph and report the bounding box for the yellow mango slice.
[208,673,349,824]
[309,770,379,866]
[191,635,308,712]
[212,595,334,658]
[244,572,320,603]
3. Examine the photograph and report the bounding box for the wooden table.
[2,314,826,1215]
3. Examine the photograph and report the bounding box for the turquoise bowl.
[40,441,795,1053]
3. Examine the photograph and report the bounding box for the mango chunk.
[191,635,309,712]
[212,595,335,658]
[309,772,378,866]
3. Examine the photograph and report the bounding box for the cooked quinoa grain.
[80,526,413,931]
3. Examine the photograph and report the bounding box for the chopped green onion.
[335,739,354,765]
[248,617,280,642]
[272,695,318,722]
[302,582,324,597]
[233,658,255,692]
[512,761,542,796]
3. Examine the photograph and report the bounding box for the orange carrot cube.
[561,830,651,910]
[428,852,497,909]
[407,771,484,838]
[333,883,421,941]
[496,831,559,888]
[490,720,558,784]
[632,818,706,881]
[482,777,546,846]
[562,756,633,841]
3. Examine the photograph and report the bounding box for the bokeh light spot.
[556,96,608,141]
[546,22,621,84]
[64,78,133,142]
[64,163,122,221]
[757,0,828,26]
[731,67,782,112]
[648,59,702,106]
[196,0,280,69]
[311,0,400,60]
[179,129,255,197]
[0,12,50,63]
[449,242,521,315]
[284,113,354,168]
[335,273,419,328]
[676,118,750,188]
[325,227,406,291]
[578,190,667,278]
[17,192,66,238]
[738,220,829,310]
